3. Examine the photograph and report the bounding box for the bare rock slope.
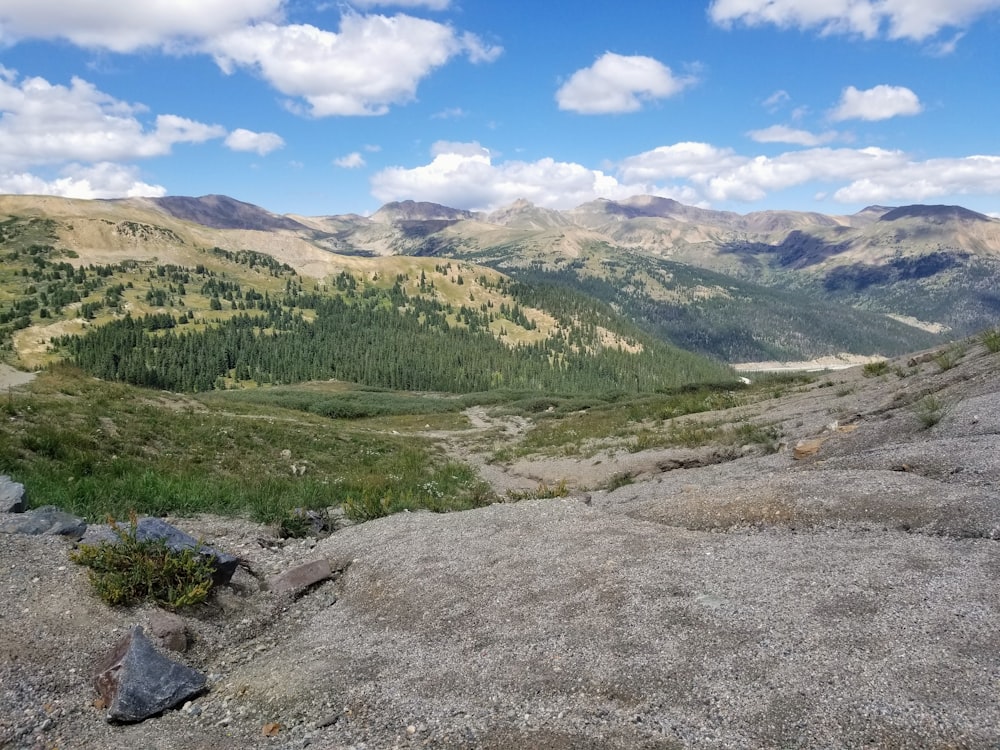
[2,343,1000,749]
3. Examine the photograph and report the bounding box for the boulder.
[94,626,205,723]
[0,475,26,513]
[131,517,239,585]
[0,505,86,539]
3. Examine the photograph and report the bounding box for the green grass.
[933,344,965,371]
[0,364,494,523]
[982,328,1000,354]
[913,395,947,429]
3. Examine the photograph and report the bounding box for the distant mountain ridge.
[3,191,1000,363]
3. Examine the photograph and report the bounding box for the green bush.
[913,395,946,429]
[982,328,1000,354]
[862,360,890,377]
[69,514,216,608]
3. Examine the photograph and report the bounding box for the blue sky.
[1,0,999,217]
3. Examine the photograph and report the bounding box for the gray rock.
[0,505,86,539]
[94,626,206,723]
[0,475,26,513]
[131,517,239,585]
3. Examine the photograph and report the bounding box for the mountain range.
[3,192,1000,366]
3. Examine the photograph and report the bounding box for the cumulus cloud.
[616,141,1000,206]
[0,0,281,52]
[708,0,1000,41]
[0,163,166,199]
[378,139,1000,213]
[224,128,285,155]
[831,85,923,121]
[747,125,839,146]
[556,52,697,114]
[209,13,501,117]
[371,141,653,211]
[832,154,1000,202]
[335,152,366,168]
[0,73,225,169]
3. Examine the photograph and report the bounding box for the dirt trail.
[0,363,35,390]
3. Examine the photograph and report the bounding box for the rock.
[93,626,206,723]
[0,505,86,539]
[0,475,26,513]
[131,517,239,585]
[267,558,333,597]
[793,437,826,460]
[148,610,188,652]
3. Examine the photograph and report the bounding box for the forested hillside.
[60,273,732,393]
[461,241,943,361]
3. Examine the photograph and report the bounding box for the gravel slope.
[2,343,999,749]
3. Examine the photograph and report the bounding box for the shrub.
[862,360,890,377]
[982,328,1000,354]
[913,395,946,429]
[933,345,964,371]
[69,514,216,608]
[506,479,570,501]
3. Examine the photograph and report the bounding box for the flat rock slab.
[267,558,333,597]
[0,504,86,539]
[94,626,206,723]
[0,475,26,513]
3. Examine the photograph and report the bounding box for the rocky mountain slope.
[9,192,1000,364]
[3,336,999,748]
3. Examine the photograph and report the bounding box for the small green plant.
[933,345,965,372]
[604,472,634,491]
[862,360,890,378]
[506,479,571,502]
[342,493,391,523]
[913,395,946,429]
[982,328,1000,354]
[69,513,216,608]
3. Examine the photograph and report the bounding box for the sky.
[1,0,1000,218]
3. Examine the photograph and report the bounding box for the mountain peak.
[879,204,992,223]
[370,200,476,224]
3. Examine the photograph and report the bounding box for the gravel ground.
[2,343,999,749]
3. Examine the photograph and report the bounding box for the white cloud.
[556,52,697,114]
[335,152,366,168]
[432,107,467,119]
[748,125,839,146]
[708,0,1000,41]
[0,73,225,169]
[616,141,1000,207]
[209,13,501,117]
[372,141,653,211]
[224,128,285,155]
[0,0,281,52]
[762,89,791,111]
[367,139,1000,212]
[831,85,923,121]
[0,163,166,199]
[833,154,1000,202]
[617,142,748,184]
